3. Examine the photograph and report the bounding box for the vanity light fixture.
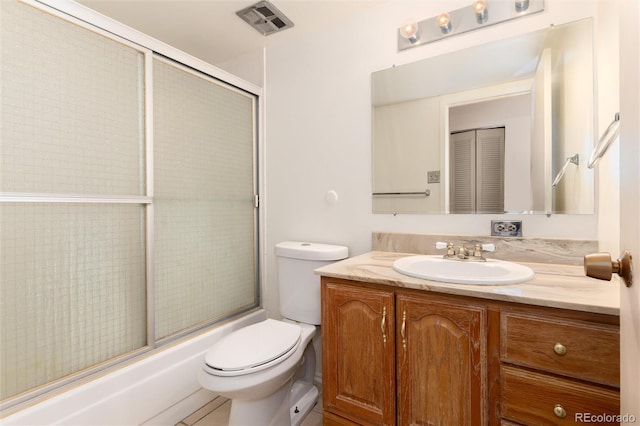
[473,0,488,24]
[515,0,530,12]
[397,0,544,51]
[437,12,452,34]
[399,19,420,43]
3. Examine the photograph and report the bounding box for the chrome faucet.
[436,242,495,262]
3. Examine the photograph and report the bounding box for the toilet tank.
[275,241,348,325]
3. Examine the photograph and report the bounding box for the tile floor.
[176,393,323,426]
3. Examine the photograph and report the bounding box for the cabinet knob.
[554,343,567,356]
[553,404,567,418]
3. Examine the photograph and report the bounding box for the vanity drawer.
[500,311,619,387]
[501,365,620,425]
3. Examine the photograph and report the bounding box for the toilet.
[198,241,349,426]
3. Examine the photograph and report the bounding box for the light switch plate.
[491,220,522,237]
[427,170,440,183]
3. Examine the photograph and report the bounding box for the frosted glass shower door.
[153,58,258,340]
[0,0,148,401]
[1,0,259,407]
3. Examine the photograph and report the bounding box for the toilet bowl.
[198,319,317,425]
[198,241,349,426]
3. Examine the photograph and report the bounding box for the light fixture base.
[398,0,544,51]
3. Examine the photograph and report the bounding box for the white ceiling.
[77,0,383,66]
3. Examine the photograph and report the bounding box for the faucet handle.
[436,242,456,258]
[473,243,496,258]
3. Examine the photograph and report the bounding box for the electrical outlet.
[427,170,440,183]
[491,220,522,237]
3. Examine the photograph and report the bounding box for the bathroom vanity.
[317,251,620,426]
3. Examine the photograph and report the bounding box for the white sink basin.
[392,255,534,285]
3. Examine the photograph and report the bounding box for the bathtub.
[1,310,265,425]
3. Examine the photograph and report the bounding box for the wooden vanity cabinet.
[321,277,620,426]
[322,280,396,426]
[322,278,487,425]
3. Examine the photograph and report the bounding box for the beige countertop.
[315,251,620,316]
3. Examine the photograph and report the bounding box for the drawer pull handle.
[554,404,567,418]
[554,343,567,356]
[401,310,407,350]
[381,307,387,344]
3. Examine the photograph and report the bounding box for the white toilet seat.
[204,319,301,377]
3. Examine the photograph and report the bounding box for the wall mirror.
[372,18,595,215]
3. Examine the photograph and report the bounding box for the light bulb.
[399,19,420,43]
[437,12,452,34]
[473,0,488,24]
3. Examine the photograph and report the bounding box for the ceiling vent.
[236,1,294,36]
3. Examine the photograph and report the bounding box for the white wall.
[550,19,595,214]
[595,0,620,254]
[217,48,265,88]
[261,0,618,319]
[372,97,442,214]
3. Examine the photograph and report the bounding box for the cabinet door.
[397,293,487,425]
[322,280,396,425]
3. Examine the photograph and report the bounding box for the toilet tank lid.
[275,241,348,261]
